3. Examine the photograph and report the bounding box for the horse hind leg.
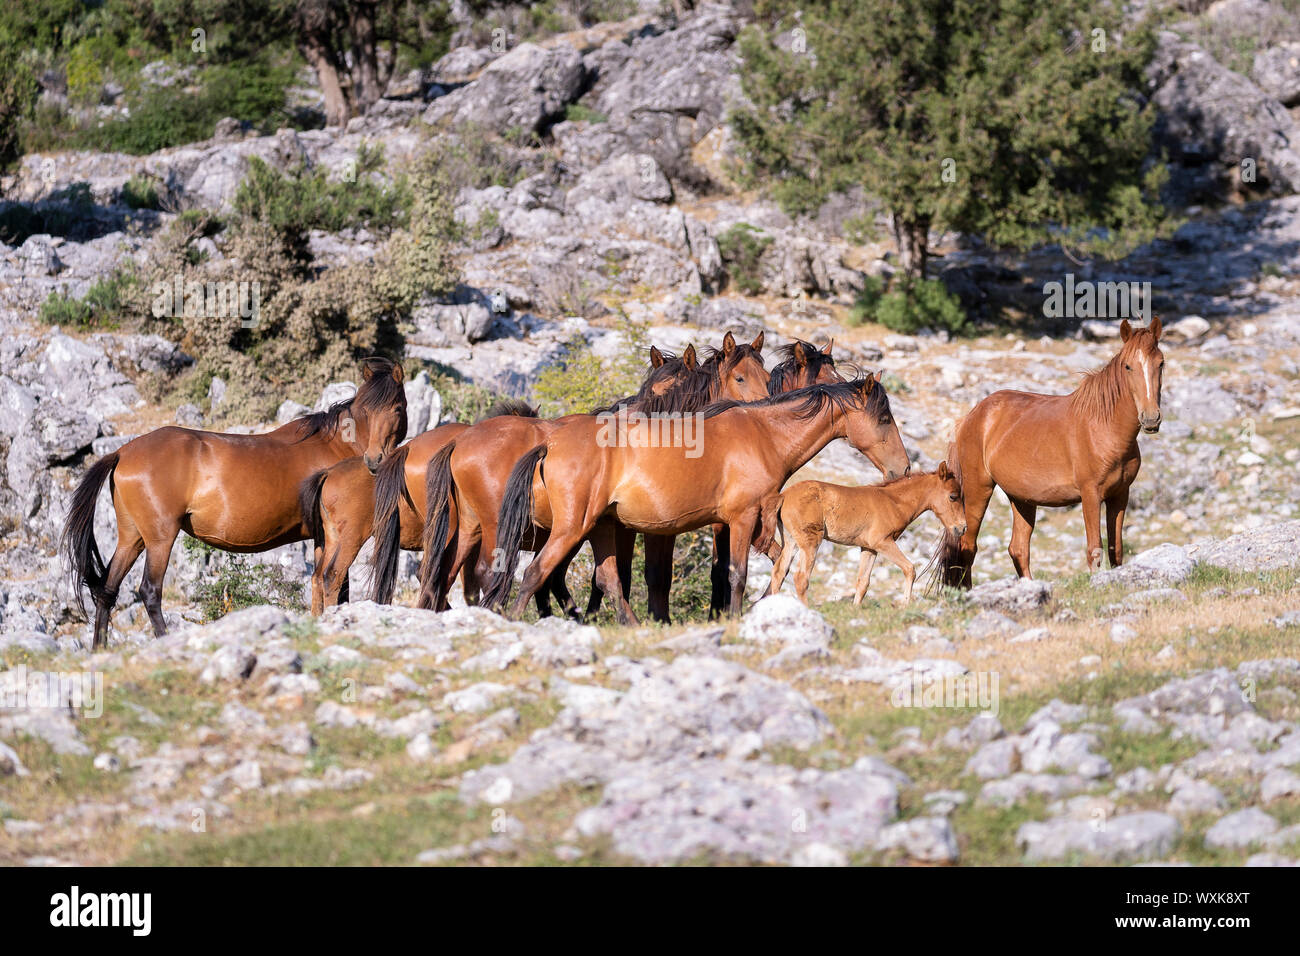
[138,526,180,637]
[95,534,146,649]
[1008,496,1037,579]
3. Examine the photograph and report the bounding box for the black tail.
[299,469,329,552]
[480,443,547,612]
[927,443,965,593]
[369,446,411,604]
[416,441,457,610]
[61,451,119,616]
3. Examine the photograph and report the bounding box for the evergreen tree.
[732,0,1168,280]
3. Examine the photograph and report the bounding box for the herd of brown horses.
[63,319,1166,648]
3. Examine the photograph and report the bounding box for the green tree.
[732,0,1168,280]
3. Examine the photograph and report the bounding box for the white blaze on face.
[1135,349,1158,413]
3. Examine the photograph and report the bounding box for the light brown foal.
[767,464,966,606]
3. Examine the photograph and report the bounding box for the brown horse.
[62,357,408,648]
[938,318,1164,587]
[766,464,966,606]
[300,397,539,614]
[704,337,844,618]
[484,375,911,624]
[408,332,771,615]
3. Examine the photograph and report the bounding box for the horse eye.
[1125,364,1131,370]
[735,376,744,383]
[949,493,959,501]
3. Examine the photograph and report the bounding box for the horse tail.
[754,491,784,561]
[299,469,329,553]
[369,446,411,604]
[927,437,965,594]
[61,451,119,616]
[416,441,457,610]
[481,443,547,612]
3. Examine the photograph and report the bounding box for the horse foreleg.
[727,511,759,616]
[644,532,674,624]
[852,549,877,606]
[1008,497,1037,579]
[875,538,915,605]
[952,480,994,589]
[1106,487,1129,568]
[1081,490,1104,572]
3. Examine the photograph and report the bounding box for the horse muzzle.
[1139,414,1162,434]
[364,454,381,475]
[952,524,967,538]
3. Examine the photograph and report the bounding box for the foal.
[767,464,966,606]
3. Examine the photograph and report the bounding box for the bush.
[717,223,772,295]
[38,270,136,328]
[121,174,162,210]
[232,151,410,239]
[183,539,305,621]
[871,278,968,335]
[532,319,650,416]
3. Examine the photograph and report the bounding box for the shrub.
[38,271,136,328]
[871,278,968,335]
[532,318,650,417]
[183,538,306,621]
[717,223,772,295]
[121,174,162,210]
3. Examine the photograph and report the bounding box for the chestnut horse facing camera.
[765,464,966,607]
[483,374,911,625]
[938,318,1165,588]
[62,357,408,648]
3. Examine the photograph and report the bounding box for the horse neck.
[762,400,843,475]
[1076,354,1140,446]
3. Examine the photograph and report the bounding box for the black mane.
[594,349,716,415]
[293,356,406,441]
[478,398,538,421]
[703,376,891,421]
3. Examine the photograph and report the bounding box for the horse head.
[353,358,408,474]
[842,372,911,481]
[1119,317,1165,434]
[705,330,769,402]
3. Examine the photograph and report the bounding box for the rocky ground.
[2,3,1300,864]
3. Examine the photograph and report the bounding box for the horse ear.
[823,338,834,359]
[793,342,809,367]
[860,374,876,396]
[750,330,764,352]
[938,461,950,480]
[874,370,883,384]
[391,362,404,383]
[1120,319,1133,342]
[1149,316,1162,342]
[683,344,697,370]
[650,346,665,368]
[362,362,376,381]
[722,331,736,355]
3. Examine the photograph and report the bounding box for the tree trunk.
[348,2,383,115]
[891,213,930,281]
[302,37,350,127]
